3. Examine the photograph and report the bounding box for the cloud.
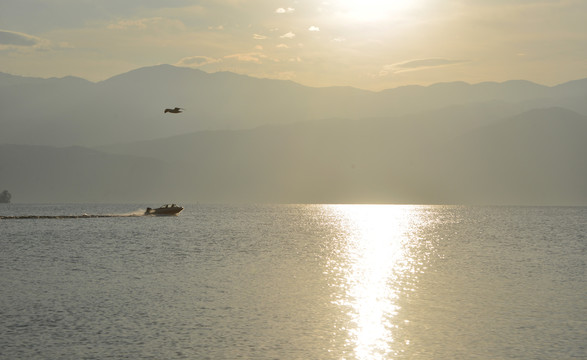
[380,58,469,76]
[253,33,268,40]
[0,30,41,47]
[176,56,221,67]
[274,71,296,80]
[224,52,267,63]
[280,32,296,39]
[107,17,185,31]
[308,26,320,32]
[0,29,67,51]
[275,7,295,14]
[395,58,467,69]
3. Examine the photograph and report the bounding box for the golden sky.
[1,0,586,90]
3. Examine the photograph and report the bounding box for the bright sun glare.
[327,205,425,359]
[336,0,417,22]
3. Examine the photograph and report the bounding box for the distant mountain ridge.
[2,106,586,205]
[1,64,586,146]
[0,144,173,203]
[2,65,587,205]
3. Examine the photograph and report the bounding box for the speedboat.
[145,204,184,216]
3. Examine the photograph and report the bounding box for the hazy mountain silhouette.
[2,64,586,146]
[3,106,583,204]
[2,65,586,204]
[98,106,587,205]
[0,144,179,203]
[437,107,587,204]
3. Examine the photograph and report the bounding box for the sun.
[336,0,417,22]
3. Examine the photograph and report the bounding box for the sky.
[1,0,586,90]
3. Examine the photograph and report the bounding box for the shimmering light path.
[323,205,433,359]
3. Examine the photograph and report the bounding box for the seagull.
[164,107,183,114]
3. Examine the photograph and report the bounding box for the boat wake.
[0,209,147,220]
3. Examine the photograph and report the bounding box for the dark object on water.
[0,190,11,203]
[164,107,183,114]
[145,204,184,216]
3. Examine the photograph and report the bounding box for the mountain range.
[1,65,586,205]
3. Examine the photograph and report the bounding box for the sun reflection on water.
[323,204,430,359]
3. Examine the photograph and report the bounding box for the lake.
[1,204,585,359]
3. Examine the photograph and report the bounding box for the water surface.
[1,204,585,359]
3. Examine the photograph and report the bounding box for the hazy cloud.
[107,17,185,31]
[176,55,221,67]
[275,7,295,14]
[2,0,586,89]
[380,58,469,76]
[0,30,40,47]
[224,52,267,63]
[274,71,296,80]
[396,58,467,69]
[0,29,69,51]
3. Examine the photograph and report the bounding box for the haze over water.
[2,1,586,358]
[1,204,584,359]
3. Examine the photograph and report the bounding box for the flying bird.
[164,107,183,114]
